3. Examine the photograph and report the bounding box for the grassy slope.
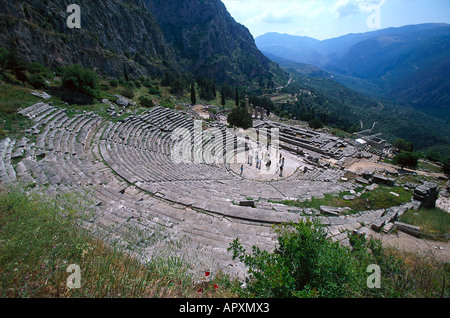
[0,188,237,298]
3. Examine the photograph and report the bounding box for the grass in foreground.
[0,188,237,298]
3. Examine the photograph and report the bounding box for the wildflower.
[198,288,203,293]
[213,284,218,290]
[205,271,210,277]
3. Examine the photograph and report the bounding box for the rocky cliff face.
[145,0,285,85]
[0,0,176,78]
[0,0,286,86]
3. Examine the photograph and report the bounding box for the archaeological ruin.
[0,98,446,279]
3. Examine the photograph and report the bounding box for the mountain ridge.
[256,23,450,118]
[0,0,287,87]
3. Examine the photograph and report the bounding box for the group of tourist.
[240,144,286,177]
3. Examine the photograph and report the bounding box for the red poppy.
[205,271,210,277]
[214,284,218,290]
[198,288,203,293]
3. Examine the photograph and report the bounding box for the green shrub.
[26,62,51,78]
[228,219,446,298]
[443,156,450,177]
[138,96,154,108]
[60,64,99,97]
[148,86,161,96]
[109,79,118,88]
[120,86,134,99]
[308,118,324,129]
[28,73,47,89]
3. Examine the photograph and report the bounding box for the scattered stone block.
[371,218,386,232]
[343,195,355,201]
[395,221,420,237]
[361,170,373,180]
[355,177,369,185]
[31,91,51,100]
[413,182,439,208]
[239,201,256,208]
[382,222,396,234]
[404,182,419,189]
[320,206,344,216]
[372,173,395,186]
[366,183,379,191]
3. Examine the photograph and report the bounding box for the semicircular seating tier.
[0,102,416,278]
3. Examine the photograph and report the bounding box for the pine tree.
[190,82,196,105]
[123,62,130,82]
[221,89,226,108]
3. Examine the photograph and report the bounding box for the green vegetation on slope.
[0,187,236,298]
[269,70,450,159]
[229,219,448,298]
[271,185,412,215]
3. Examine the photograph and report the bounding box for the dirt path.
[345,158,446,179]
[380,231,449,263]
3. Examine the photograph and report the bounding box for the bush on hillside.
[308,118,324,129]
[229,219,446,298]
[60,64,99,98]
[28,73,47,89]
[139,96,154,108]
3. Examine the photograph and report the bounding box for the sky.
[221,0,450,40]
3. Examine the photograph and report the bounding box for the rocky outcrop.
[144,0,287,85]
[0,0,177,78]
[0,0,287,86]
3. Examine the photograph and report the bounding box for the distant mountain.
[256,24,450,119]
[0,0,287,86]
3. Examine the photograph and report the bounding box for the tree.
[425,151,441,163]
[221,89,226,108]
[138,96,154,108]
[393,151,420,169]
[308,118,323,130]
[169,78,184,95]
[123,62,130,82]
[348,124,360,134]
[442,157,450,177]
[227,105,253,130]
[0,47,9,73]
[190,82,196,105]
[60,64,99,97]
[393,138,414,152]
